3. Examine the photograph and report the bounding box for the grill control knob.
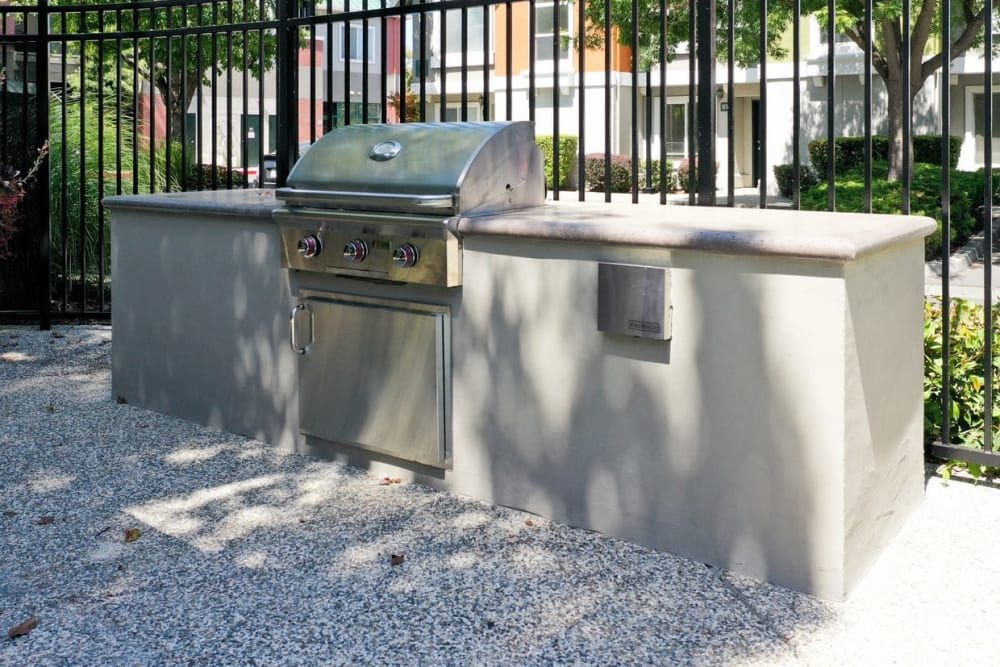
[392,243,420,268]
[297,234,322,258]
[343,239,369,262]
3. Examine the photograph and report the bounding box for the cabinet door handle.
[289,303,314,354]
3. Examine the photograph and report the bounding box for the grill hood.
[275,121,545,216]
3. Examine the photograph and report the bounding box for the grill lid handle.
[274,188,455,213]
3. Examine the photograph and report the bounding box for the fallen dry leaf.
[379,477,402,486]
[35,516,55,526]
[7,616,37,639]
[390,553,406,566]
[124,528,141,543]
[524,519,535,527]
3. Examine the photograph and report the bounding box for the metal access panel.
[597,264,672,340]
[294,291,451,468]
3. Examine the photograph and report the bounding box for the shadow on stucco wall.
[448,231,832,657]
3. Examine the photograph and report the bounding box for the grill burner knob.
[297,234,322,258]
[342,239,369,262]
[392,243,420,268]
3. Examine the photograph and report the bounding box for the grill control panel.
[275,211,462,287]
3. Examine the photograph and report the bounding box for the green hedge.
[536,135,578,190]
[772,164,819,197]
[799,161,979,261]
[914,135,962,167]
[969,168,1000,214]
[808,135,962,179]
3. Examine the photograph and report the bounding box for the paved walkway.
[923,218,1000,303]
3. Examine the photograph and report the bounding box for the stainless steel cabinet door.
[296,292,450,468]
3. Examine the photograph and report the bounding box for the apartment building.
[412,7,998,192]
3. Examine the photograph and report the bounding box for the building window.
[340,24,374,63]
[326,101,381,129]
[445,8,485,55]
[536,2,571,62]
[664,102,686,155]
[444,104,481,122]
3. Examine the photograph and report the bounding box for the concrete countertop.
[103,189,936,262]
[103,189,279,218]
[454,200,937,262]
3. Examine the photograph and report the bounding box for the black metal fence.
[1,0,999,467]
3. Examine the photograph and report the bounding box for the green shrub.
[773,163,819,198]
[924,297,1000,479]
[584,153,631,193]
[799,161,979,260]
[536,135,578,190]
[640,159,674,192]
[50,89,174,289]
[967,168,1000,219]
[808,136,887,179]
[808,135,962,179]
[163,139,194,188]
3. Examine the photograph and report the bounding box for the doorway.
[241,115,261,168]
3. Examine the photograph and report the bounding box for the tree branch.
[843,21,889,82]
[909,0,939,61]
[921,6,988,83]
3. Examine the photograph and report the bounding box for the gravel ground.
[1,324,999,666]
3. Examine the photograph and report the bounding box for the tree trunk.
[155,74,200,150]
[885,75,913,182]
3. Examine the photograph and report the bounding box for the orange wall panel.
[496,5,631,76]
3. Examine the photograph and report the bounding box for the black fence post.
[37,0,50,330]
[695,0,716,205]
[276,0,298,187]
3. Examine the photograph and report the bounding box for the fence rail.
[1,0,999,467]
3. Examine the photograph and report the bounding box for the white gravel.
[1,324,998,665]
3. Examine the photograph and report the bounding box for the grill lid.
[276,121,545,216]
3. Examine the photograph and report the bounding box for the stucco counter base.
[106,192,935,600]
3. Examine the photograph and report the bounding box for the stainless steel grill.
[274,121,544,469]
[273,121,545,287]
